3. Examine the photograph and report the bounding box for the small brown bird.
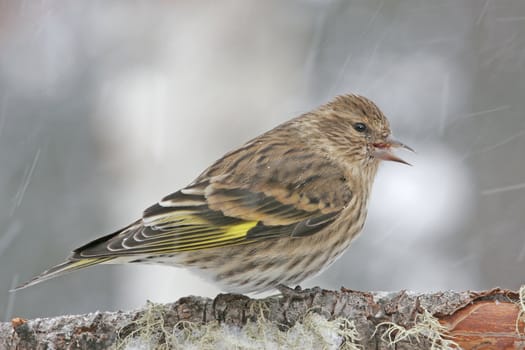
[15,94,411,293]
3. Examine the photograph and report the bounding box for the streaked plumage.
[15,94,411,293]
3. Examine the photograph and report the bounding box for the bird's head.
[311,94,413,168]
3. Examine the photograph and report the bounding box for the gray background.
[1,0,525,319]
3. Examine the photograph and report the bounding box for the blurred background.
[1,0,525,319]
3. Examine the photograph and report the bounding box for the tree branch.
[1,287,523,349]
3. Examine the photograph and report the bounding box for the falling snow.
[0,1,525,320]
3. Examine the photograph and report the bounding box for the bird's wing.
[15,163,351,289]
[74,147,353,258]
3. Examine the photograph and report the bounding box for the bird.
[14,94,412,293]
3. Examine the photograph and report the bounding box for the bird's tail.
[11,257,112,291]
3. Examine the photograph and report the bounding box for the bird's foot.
[276,284,305,298]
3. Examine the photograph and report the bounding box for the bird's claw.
[276,284,305,298]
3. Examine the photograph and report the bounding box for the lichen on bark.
[0,287,520,349]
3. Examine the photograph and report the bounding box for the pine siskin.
[15,94,412,293]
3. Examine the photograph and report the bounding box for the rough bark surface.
[1,287,523,349]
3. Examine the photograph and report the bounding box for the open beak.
[372,137,414,165]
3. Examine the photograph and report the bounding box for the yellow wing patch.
[222,221,258,240]
[130,212,259,253]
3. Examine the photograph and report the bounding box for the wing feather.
[74,142,353,258]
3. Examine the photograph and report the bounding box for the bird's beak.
[372,137,414,165]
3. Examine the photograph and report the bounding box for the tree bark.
[1,287,523,349]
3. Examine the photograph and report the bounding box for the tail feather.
[12,257,112,291]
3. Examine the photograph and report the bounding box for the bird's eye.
[353,123,368,133]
